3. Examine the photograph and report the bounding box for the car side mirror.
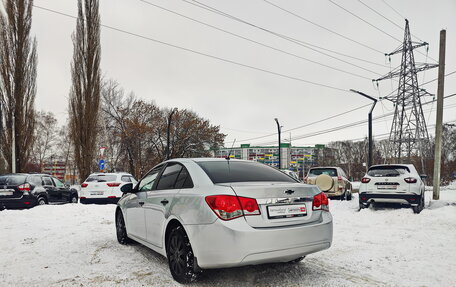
[121,183,134,193]
[64,183,70,188]
[420,174,428,180]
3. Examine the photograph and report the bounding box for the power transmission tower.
[374,19,437,171]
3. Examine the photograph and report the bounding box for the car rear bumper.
[80,197,120,204]
[0,196,38,210]
[359,192,421,206]
[184,211,332,269]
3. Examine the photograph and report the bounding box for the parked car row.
[1,160,425,284]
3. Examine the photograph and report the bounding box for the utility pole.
[166,108,177,160]
[433,29,446,200]
[350,90,377,168]
[12,113,16,173]
[274,118,281,169]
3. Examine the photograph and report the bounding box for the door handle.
[139,201,145,206]
[160,199,169,206]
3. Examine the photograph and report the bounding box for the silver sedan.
[116,158,333,283]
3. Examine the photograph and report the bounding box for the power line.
[328,0,403,43]
[261,0,385,55]
[328,0,438,63]
[139,0,372,80]
[381,0,406,21]
[183,0,386,75]
[33,4,349,92]
[357,0,424,42]
[224,102,373,144]
[250,93,456,146]
[225,69,455,145]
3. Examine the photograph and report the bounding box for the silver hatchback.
[116,158,333,283]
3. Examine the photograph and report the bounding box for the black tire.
[412,194,425,214]
[288,256,305,263]
[346,185,353,201]
[358,200,366,211]
[37,197,46,206]
[116,210,132,245]
[166,225,200,284]
[70,196,78,203]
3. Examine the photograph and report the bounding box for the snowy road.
[1,187,455,287]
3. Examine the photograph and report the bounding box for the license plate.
[267,204,307,219]
[90,192,103,195]
[0,191,13,196]
[377,186,397,190]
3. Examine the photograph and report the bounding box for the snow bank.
[1,189,455,286]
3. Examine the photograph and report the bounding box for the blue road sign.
[99,160,105,171]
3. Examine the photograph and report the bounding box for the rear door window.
[308,168,337,177]
[156,164,183,190]
[28,175,42,186]
[174,167,194,189]
[43,177,54,186]
[367,166,410,177]
[121,176,131,182]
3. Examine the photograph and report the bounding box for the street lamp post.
[166,108,178,160]
[350,89,377,168]
[274,118,281,169]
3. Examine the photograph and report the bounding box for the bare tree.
[0,0,37,172]
[31,111,57,171]
[68,0,101,182]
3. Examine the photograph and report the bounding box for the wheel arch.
[164,218,186,254]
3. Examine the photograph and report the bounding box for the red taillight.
[205,195,260,220]
[404,177,417,183]
[337,176,342,181]
[107,182,121,187]
[18,183,31,192]
[81,183,88,188]
[24,202,31,205]
[238,196,260,215]
[107,196,117,199]
[361,177,371,183]
[80,197,86,199]
[312,192,329,211]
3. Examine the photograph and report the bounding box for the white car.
[80,172,137,204]
[359,164,425,213]
[116,158,333,283]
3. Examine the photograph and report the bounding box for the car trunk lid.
[218,182,322,228]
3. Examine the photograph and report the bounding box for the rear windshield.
[85,175,117,182]
[0,175,27,185]
[367,166,410,177]
[308,168,337,177]
[197,161,297,184]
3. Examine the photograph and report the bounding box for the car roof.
[309,166,340,169]
[88,172,133,176]
[369,164,415,169]
[166,158,254,164]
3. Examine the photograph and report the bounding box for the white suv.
[80,173,137,204]
[359,164,425,213]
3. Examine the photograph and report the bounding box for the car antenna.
[226,139,236,161]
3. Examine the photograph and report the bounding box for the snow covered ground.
[1,185,455,287]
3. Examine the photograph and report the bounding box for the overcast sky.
[30,0,456,147]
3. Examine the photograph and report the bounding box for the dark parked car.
[0,173,79,210]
